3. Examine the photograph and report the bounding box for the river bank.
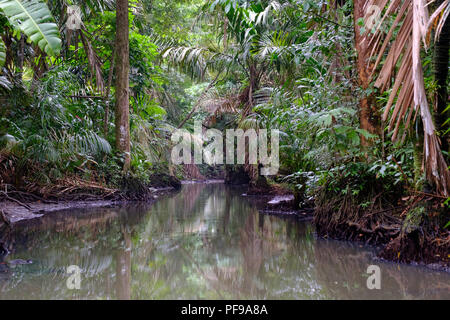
[1,180,448,273]
[0,180,227,226]
[1,183,449,299]
[241,180,449,272]
[0,187,178,224]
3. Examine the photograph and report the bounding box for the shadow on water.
[0,183,449,300]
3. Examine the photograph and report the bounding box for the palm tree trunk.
[433,0,450,155]
[115,0,131,172]
[354,0,381,145]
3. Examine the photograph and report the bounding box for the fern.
[69,131,112,156]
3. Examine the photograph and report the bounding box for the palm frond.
[69,130,111,156]
[368,0,450,195]
[79,29,105,94]
[162,46,210,80]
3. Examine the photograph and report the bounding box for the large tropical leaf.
[0,38,5,67]
[0,0,61,56]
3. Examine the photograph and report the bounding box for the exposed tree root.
[0,191,32,210]
[314,191,403,245]
[0,179,121,203]
[380,230,450,266]
[0,153,181,203]
[314,170,450,267]
[183,164,205,180]
[380,199,450,266]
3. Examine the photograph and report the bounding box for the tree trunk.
[115,0,131,172]
[223,17,228,50]
[354,1,381,145]
[17,35,24,78]
[433,0,450,155]
[1,32,13,72]
[104,47,116,136]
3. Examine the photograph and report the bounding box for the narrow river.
[0,183,449,299]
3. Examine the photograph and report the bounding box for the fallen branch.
[7,191,58,204]
[0,191,32,210]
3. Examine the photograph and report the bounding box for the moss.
[402,205,425,235]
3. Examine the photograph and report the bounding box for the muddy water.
[0,184,449,300]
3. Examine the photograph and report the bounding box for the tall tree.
[353,0,381,145]
[115,0,131,171]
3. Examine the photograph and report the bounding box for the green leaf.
[356,128,378,140]
[318,114,332,127]
[0,0,61,56]
[349,131,361,146]
[0,38,5,67]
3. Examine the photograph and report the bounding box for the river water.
[0,183,449,300]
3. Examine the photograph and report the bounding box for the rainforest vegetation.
[0,0,449,266]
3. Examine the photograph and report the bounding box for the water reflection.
[0,184,449,300]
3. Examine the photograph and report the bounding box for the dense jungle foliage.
[0,0,449,263]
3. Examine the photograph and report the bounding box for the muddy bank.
[0,200,118,224]
[0,186,179,255]
[223,173,314,219]
[0,180,220,226]
[0,151,182,211]
[181,179,225,184]
[0,168,182,226]
[243,193,310,217]
[0,187,178,225]
[314,205,449,272]
[0,179,304,226]
[229,174,449,272]
[313,171,449,271]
